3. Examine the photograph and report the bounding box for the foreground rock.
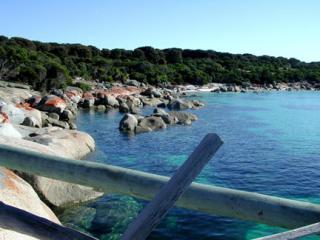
[4,126,103,207]
[0,166,59,239]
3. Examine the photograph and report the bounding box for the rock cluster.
[119,107,198,134]
[178,81,320,94]
[0,83,102,239]
[0,80,204,238]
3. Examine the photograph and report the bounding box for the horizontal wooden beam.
[0,142,320,230]
[0,201,97,240]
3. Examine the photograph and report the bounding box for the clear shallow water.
[59,91,320,239]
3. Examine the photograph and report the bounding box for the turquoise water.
[59,91,320,239]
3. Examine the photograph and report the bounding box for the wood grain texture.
[0,142,320,229]
[255,222,320,240]
[0,201,97,240]
[121,133,223,240]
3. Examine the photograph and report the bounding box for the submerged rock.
[119,114,138,133]
[192,100,205,108]
[59,195,142,240]
[169,111,198,125]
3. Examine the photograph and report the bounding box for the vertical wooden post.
[122,133,223,240]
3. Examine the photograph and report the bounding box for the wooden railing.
[0,133,319,239]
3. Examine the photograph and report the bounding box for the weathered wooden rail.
[0,202,97,240]
[256,222,320,240]
[0,133,319,239]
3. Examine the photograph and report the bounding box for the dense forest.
[0,35,320,91]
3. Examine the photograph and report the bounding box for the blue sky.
[1,0,319,62]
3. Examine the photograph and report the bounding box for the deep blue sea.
[59,91,320,239]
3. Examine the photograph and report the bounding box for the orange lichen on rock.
[126,86,140,94]
[83,91,94,100]
[2,168,22,194]
[29,96,42,107]
[109,87,130,97]
[65,90,77,98]
[0,112,9,123]
[105,86,141,97]
[15,102,33,111]
[45,96,66,107]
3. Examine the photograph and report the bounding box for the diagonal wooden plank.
[0,201,97,240]
[121,133,223,240]
[255,222,320,240]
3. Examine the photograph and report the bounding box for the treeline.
[0,35,320,91]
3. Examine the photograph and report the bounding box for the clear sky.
[1,0,319,62]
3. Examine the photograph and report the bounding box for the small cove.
[59,91,320,239]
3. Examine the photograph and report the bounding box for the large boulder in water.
[167,99,193,110]
[119,114,138,133]
[169,111,198,125]
[105,95,119,108]
[137,116,166,131]
[119,102,129,113]
[81,92,95,108]
[126,96,142,108]
[192,100,205,108]
[152,108,176,125]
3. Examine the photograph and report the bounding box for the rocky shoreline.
[0,79,318,239]
[0,79,205,239]
[179,81,320,93]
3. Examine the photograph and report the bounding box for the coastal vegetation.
[1,35,320,91]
